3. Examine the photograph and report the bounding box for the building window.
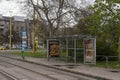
[21,26,24,31]
[0,28,3,34]
[0,25,4,27]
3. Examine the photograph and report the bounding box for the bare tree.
[21,0,90,37]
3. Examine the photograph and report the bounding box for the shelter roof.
[48,34,95,40]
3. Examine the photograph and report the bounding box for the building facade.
[0,15,31,48]
[0,15,43,49]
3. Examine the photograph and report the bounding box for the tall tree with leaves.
[83,0,120,56]
[74,0,120,56]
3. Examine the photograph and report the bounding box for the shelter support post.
[47,40,49,61]
[66,38,68,62]
[74,39,77,63]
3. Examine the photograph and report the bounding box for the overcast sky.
[0,0,95,17]
[0,0,25,17]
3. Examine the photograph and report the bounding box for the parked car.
[0,46,6,50]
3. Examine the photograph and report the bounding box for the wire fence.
[96,55,120,68]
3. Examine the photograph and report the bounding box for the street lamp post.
[9,11,12,50]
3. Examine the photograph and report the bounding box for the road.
[0,55,98,80]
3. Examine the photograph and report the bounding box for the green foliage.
[74,0,120,58]
[93,0,120,57]
[10,51,46,58]
[93,61,120,69]
[96,39,118,56]
[23,52,46,58]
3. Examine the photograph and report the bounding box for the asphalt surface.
[0,55,97,80]
[0,52,120,80]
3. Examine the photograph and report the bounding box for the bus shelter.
[47,34,96,64]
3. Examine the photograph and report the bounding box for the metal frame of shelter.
[47,34,96,64]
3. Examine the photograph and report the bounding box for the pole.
[74,39,76,63]
[47,40,49,61]
[118,37,120,65]
[9,11,12,50]
[105,56,108,68]
[66,37,68,62]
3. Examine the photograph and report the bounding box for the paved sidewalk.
[9,56,119,80]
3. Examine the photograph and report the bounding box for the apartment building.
[0,15,30,47]
[0,15,10,34]
[0,14,43,49]
[0,15,27,35]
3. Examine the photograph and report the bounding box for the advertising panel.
[49,40,59,57]
[84,38,96,64]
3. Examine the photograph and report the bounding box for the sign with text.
[22,32,27,39]
[22,31,27,51]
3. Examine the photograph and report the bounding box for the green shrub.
[96,40,118,61]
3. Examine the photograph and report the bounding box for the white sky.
[0,0,25,17]
[0,0,95,17]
